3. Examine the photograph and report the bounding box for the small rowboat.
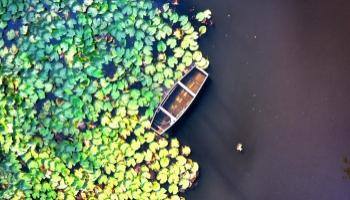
[150,65,209,135]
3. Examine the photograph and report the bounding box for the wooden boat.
[150,65,209,135]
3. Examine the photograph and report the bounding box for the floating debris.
[172,0,180,6]
[235,142,244,152]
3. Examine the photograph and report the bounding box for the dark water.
[170,0,350,199]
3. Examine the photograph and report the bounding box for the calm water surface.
[170,0,350,199]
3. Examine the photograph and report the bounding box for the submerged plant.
[0,0,210,199]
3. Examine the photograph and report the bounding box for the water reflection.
[344,157,350,179]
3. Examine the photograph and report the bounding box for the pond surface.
[170,0,350,199]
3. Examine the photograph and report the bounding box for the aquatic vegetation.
[0,0,210,199]
[195,10,212,23]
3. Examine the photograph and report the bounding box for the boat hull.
[150,66,209,134]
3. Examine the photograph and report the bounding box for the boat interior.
[151,66,208,134]
[152,109,172,133]
[163,86,194,118]
[181,68,208,94]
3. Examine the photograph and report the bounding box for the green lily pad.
[166,37,177,49]
[6,29,16,40]
[199,26,207,36]
[173,47,184,58]
[168,184,178,195]
[157,41,167,53]
[195,10,212,22]
[193,51,203,61]
[179,179,190,190]
[145,64,156,75]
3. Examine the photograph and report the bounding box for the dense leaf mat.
[0,0,211,199]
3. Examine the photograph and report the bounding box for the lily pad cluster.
[0,0,210,199]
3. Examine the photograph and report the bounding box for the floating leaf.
[192,162,199,173]
[168,184,178,195]
[156,62,166,72]
[134,40,144,51]
[157,172,168,184]
[6,29,16,40]
[87,7,98,17]
[176,156,187,166]
[160,157,170,168]
[166,37,177,49]
[179,16,188,26]
[195,10,212,22]
[164,79,175,89]
[196,57,210,69]
[147,26,157,35]
[182,54,193,67]
[157,41,167,53]
[170,195,181,200]
[173,47,184,58]
[182,146,191,156]
[65,45,77,66]
[84,0,93,6]
[193,51,203,61]
[179,179,190,190]
[20,25,28,35]
[199,26,207,36]
[169,13,179,23]
[86,67,103,78]
[163,68,173,79]
[145,64,156,75]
